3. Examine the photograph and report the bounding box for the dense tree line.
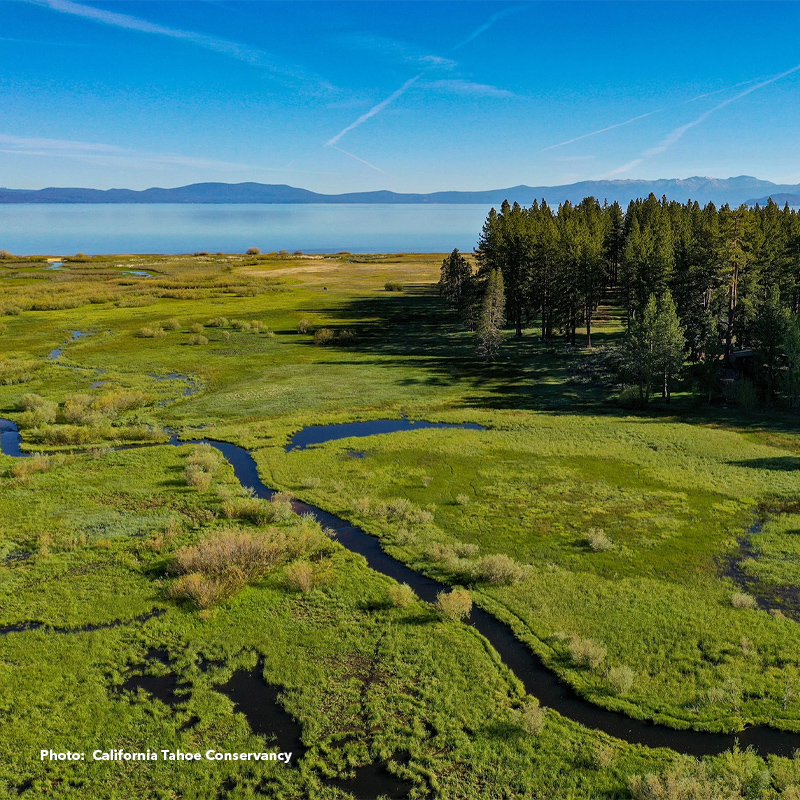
[439,195,800,404]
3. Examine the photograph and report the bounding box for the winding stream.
[3,418,800,757]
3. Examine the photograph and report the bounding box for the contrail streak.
[543,79,759,153]
[644,65,800,158]
[543,110,663,151]
[324,5,519,169]
[450,6,521,51]
[329,144,388,176]
[602,63,800,177]
[325,76,420,147]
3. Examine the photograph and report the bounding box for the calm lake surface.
[0,203,492,255]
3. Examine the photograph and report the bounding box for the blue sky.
[2,1,800,192]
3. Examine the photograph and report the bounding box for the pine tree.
[784,313,800,408]
[622,294,659,401]
[654,290,687,403]
[439,249,473,307]
[753,285,789,402]
[476,269,505,361]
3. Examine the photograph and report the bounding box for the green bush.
[567,635,606,669]
[436,587,472,621]
[584,528,614,552]
[388,582,416,608]
[518,698,546,736]
[297,319,315,334]
[731,592,758,609]
[188,334,209,345]
[473,553,525,585]
[137,325,165,338]
[314,328,335,345]
[607,664,635,694]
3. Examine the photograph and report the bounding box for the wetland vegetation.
[3,224,800,798]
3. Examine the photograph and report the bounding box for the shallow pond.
[286,418,486,451]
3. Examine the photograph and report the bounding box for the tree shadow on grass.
[300,283,800,436]
[730,457,800,471]
[300,283,615,411]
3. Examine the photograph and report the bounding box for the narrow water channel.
[3,418,800,757]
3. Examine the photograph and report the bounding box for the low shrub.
[473,553,525,585]
[205,317,229,328]
[164,318,182,330]
[246,247,261,255]
[188,334,209,345]
[137,326,165,338]
[297,319,315,334]
[388,583,416,608]
[384,282,403,291]
[221,493,295,526]
[452,541,479,557]
[169,527,305,608]
[190,323,204,334]
[567,635,606,669]
[607,665,635,695]
[732,592,758,609]
[231,319,251,331]
[585,528,614,552]
[183,444,220,491]
[314,328,335,345]
[17,394,57,427]
[518,698,546,736]
[184,465,213,491]
[284,561,325,593]
[436,587,472,621]
[455,493,470,506]
[10,454,51,479]
[29,423,97,445]
[589,743,615,770]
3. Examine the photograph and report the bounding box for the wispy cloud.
[325,76,420,147]
[423,79,514,99]
[21,0,325,88]
[0,133,334,175]
[338,33,457,71]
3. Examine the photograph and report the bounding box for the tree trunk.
[724,263,739,358]
[586,306,592,348]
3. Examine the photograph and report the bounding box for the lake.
[0,203,493,255]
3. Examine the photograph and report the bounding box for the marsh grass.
[4,251,800,796]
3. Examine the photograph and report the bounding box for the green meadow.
[3,252,800,798]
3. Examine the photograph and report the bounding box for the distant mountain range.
[1,177,799,207]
